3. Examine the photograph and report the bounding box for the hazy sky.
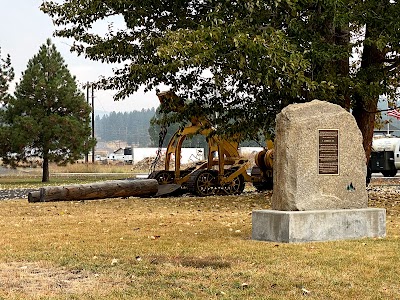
[0,0,160,113]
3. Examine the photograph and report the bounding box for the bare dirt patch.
[0,261,126,298]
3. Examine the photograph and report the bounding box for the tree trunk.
[28,179,159,202]
[42,153,49,182]
[352,25,386,162]
[352,97,378,162]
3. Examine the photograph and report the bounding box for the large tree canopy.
[0,39,95,182]
[42,0,400,156]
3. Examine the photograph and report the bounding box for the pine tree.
[0,47,14,103]
[0,39,95,182]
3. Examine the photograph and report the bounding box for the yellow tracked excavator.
[148,91,274,196]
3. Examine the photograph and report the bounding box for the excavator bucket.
[155,184,182,197]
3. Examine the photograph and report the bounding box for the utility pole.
[85,82,89,164]
[91,84,95,163]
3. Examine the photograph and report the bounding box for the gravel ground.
[0,187,397,201]
[0,166,38,200]
[0,189,38,200]
[0,176,398,201]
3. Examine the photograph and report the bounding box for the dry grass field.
[0,175,399,299]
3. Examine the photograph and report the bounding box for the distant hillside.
[94,108,156,146]
[94,110,110,118]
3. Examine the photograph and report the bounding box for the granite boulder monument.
[252,100,386,243]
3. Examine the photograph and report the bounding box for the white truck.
[370,137,400,177]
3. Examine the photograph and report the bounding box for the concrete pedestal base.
[252,208,386,243]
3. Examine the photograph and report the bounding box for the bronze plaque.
[318,129,339,175]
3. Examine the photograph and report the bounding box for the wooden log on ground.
[28,179,158,203]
